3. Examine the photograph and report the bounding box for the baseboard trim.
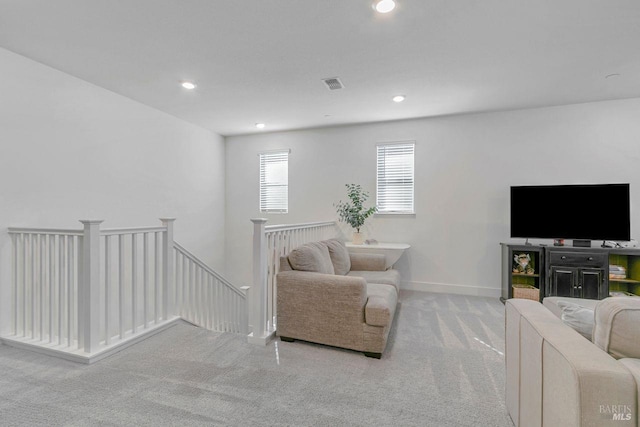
[0,317,181,364]
[247,329,276,346]
[401,281,501,298]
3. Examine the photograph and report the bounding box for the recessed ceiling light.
[392,95,406,103]
[181,81,196,90]
[255,123,266,129]
[373,0,396,13]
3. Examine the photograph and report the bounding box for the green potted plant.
[334,184,377,244]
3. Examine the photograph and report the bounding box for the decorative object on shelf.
[334,184,377,245]
[513,253,534,274]
[621,239,639,248]
[553,239,565,246]
[610,265,627,279]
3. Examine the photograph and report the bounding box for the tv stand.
[501,243,640,302]
[573,239,591,248]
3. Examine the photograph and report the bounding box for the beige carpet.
[0,290,512,426]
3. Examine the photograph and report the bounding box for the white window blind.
[376,142,415,213]
[259,150,289,213]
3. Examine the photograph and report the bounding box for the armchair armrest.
[277,271,367,317]
[349,253,386,271]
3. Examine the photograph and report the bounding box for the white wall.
[225,98,640,296]
[0,48,226,333]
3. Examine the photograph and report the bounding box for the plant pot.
[352,231,364,245]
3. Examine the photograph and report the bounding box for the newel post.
[160,218,176,319]
[249,218,269,344]
[80,219,103,353]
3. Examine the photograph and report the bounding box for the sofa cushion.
[543,296,599,320]
[349,253,386,271]
[555,300,595,340]
[288,242,335,275]
[365,283,397,327]
[323,239,351,275]
[348,269,401,291]
[593,297,640,359]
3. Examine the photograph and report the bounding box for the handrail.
[173,241,244,297]
[265,221,335,233]
[8,227,83,236]
[8,225,169,236]
[101,226,166,236]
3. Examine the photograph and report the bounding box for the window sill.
[374,212,416,217]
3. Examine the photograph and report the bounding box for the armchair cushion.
[555,300,595,339]
[323,238,351,275]
[288,241,335,275]
[348,269,401,292]
[593,297,640,359]
[543,296,599,320]
[349,253,386,271]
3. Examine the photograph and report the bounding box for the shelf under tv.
[512,273,540,278]
[610,278,640,284]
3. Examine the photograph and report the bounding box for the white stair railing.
[174,242,248,334]
[8,227,83,347]
[99,220,174,348]
[249,219,339,345]
[4,217,246,363]
[5,219,177,361]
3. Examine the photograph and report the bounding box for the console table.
[501,243,640,303]
[345,242,410,269]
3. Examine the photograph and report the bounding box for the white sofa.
[505,296,640,426]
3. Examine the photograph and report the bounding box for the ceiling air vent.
[322,77,344,91]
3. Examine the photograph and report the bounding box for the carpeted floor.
[0,290,513,426]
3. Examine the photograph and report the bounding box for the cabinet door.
[549,267,576,297]
[579,268,605,300]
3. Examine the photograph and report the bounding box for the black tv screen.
[510,183,631,241]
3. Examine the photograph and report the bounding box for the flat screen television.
[510,183,631,243]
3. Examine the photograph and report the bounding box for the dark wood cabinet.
[548,266,606,299]
[546,249,608,299]
[548,266,575,297]
[581,268,606,299]
[501,244,640,302]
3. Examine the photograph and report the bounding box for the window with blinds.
[259,150,289,213]
[376,142,415,213]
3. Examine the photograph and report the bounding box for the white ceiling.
[1,1,640,136]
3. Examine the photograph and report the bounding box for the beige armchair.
[276,239,400,358]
